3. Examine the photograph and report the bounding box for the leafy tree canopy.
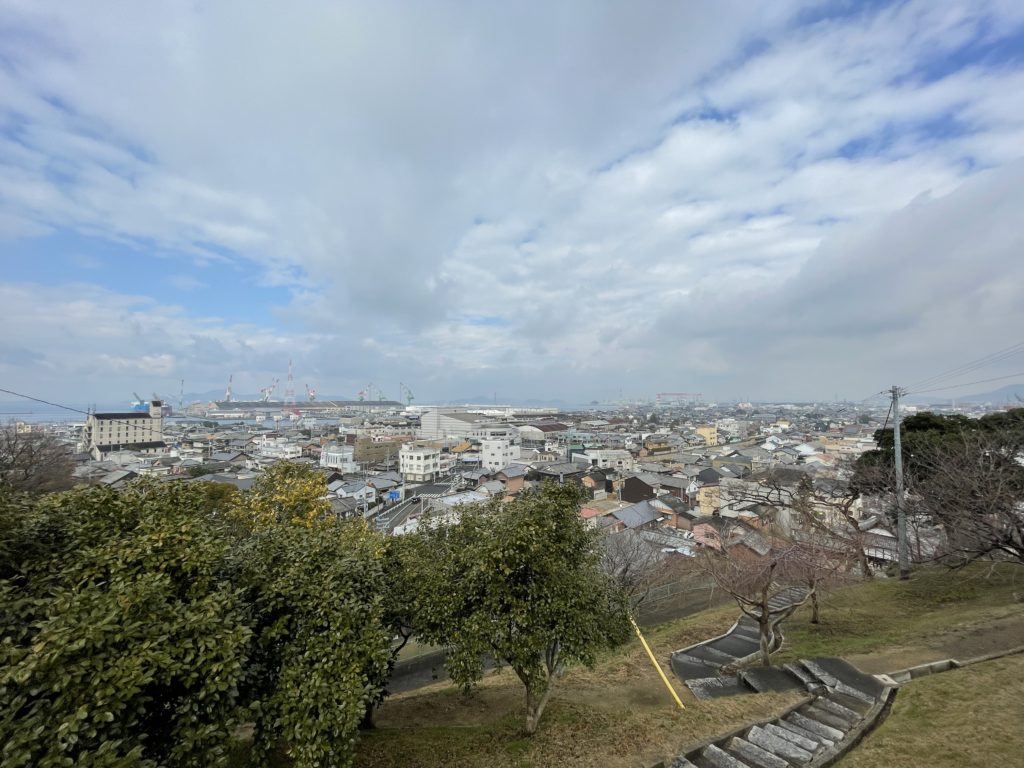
[0,481,250,768]
[410,483,629,734]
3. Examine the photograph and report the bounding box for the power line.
[0,387,89,415]
[906,371,1024,397]
[0,387,166,451]
[880,399,894,431]
[907,341,1024,392]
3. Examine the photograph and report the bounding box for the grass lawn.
[233,564,1023,767]
[837,653,1024,767]
[775,562,1024,670]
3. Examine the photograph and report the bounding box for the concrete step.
[824,689,873,716]
[668,757,699,768]
[731,623,761,639]
[783,662,824,693]
[686,676,752,700]
[785,711,845,743]
[746,725,814,764]
[763,722,819,752]
[687,644,738,666]
[774,718,835,749]
[738,666,805,694]
[727,737,790,768]
[813,695,861,723]
[698,743,747,767]
[671,653,717,681]
[801,702,853,732]
[705,634,760,659]
[799,658,885,704]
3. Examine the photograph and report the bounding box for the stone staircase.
[666,657,894,768]
[671,587,809,698]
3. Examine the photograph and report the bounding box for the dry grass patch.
[838,654,1024,767]
[774,563,1024,665]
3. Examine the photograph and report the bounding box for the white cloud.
[1,1,1023,401]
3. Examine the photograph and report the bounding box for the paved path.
[670,586,810,698]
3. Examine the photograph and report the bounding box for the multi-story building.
[84,401,166,460]
[320,443,359,473]
[574,448,635,472]
[256,436,302,460]
[481,438,521,473]
[696,425,718,446]
[399,443,442,482]
[418,408,489,440]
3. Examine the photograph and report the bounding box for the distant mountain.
[909,382,1024,405]
[445,396,569,408]
[183,390,354,403]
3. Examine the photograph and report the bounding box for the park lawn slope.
[357,564,1023,768]
[837,653,1024,767]
[775,562,1024,667]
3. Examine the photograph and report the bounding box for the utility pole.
[891,385,910,580]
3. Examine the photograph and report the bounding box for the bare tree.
[727,466,878,579]
[600,528,667,608]
[700,528,815,666]
[909,430,1024,568]
[0,426,74,495]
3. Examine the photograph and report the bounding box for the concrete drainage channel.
[656,657,895,768]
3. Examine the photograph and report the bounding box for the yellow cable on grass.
[629,613,685,710]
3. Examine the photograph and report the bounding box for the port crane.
[260,379,279,402]
[399,382,415,406]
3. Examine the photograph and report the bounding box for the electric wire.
[905,371,1024,397]
[0,387,166,449]
[906,341,1024,392]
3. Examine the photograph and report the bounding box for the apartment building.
[84,401,166,460]
[399,443,442,482]
[481,438,521,473]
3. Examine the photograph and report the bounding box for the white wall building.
[419,409,489,440]
[256,436,302,460]
[400,443,442,482]
[84,401,166,460]
[320,443,358,473]
[481,438,521,473]
[575,449,635,472]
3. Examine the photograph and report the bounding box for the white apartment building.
[575,448,635,472]
[400,443,442,482]
[471,424,519,441]
[320,443,359,473]
[84,401,166,460]
[256,436,302,460]
[481,438,521,473]
[418,408,488,440]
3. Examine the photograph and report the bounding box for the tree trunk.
[758,613,772,666]
[810,589,820,624]
[524,682,555,735]
[857,547,872,579]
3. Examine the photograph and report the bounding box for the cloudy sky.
[1,1,1023,406]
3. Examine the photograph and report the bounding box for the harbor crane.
[223,375,234,402]
[306,384,317,402]
[399,382,415,406]
[260,378,279,402]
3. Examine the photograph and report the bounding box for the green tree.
[237,517,392,767]
[412,483,629,734]
[854,410,1024,567]
[0,481,250,768]
[232,461,331,530]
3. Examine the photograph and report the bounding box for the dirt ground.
[845,611,1024,674]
